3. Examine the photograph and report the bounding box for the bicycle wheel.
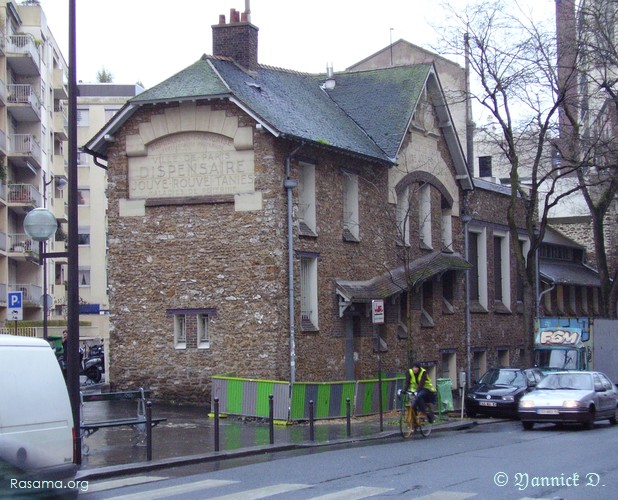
[399,405,414,439]
[416,414,432,437]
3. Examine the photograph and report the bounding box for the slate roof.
[540,259,601,287]
[85,55,470,176]
[336,251,471,303]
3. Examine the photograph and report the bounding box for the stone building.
[84,7,531,402]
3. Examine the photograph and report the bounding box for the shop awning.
[335,251,471,316]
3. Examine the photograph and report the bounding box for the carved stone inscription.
[128,132,255,199]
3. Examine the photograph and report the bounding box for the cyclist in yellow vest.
[405,362,437,423]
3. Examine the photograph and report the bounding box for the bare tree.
[433,0,597,340]
[559,0,618,317]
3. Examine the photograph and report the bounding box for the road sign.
[8,291,23,321]
[372,299,385,324]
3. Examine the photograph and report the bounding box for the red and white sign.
[372,299,385,324]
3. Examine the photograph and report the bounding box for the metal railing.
[7,83,41,110]
[8,233,37,254]
[6,34,40,72]
[8,283,42,304]
[7,183,41,206]
[9,134,42,164]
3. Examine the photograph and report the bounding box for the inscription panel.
[128,132,255,199]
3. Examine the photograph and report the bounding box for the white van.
[0,335,77,496]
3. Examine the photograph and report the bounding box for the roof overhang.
[539,259,601,288]
[335,251,471,316]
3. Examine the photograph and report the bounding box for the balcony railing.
[7,84,41,121]
[5,34,41,75]
[9,283,42,305]
[9,134,42,167]
[7,183,42,206]
[9,233,37,254]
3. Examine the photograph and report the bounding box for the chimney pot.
[212,8,259,70]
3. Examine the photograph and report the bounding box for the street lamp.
[24,208,61,342]
[24,208,58,242]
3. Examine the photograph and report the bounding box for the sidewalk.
[76,399,476,481]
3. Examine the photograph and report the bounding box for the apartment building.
[0,1,68,327]
[74,83,143,349]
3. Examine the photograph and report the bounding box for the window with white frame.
[198,313,210,348]
[497,348,510,367]
[473,350,487,382]
[105,107,121,122]
[420,281,435,327]
[581,287,589,314]
[439,351,456,387]
[77,151,90,166]
[493,231,511,310]
[78,268,91,287]
[174,314,186,349]
[442,271,455,314]
[441,207,453,251]
[76,108,89,127]
[419,184,432,248]
[469,227,488,309]
[78,189,90,205]
[300,254,319,330]
[397,186,410,246]
[298,162,317,236]
[167,308,215,349]
[78,226,90,246]
[343,171,359,241]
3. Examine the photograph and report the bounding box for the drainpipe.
[462,211,472,387]
[284,142,303,420]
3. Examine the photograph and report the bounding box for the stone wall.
[105,99,531,402]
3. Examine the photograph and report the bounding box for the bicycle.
[398,390,433,438]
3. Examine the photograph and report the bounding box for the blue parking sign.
[8,291,23,320]
[8,291,22,308]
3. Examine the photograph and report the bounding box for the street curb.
[76,419,478,481]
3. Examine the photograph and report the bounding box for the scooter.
[56,346,103,384]
[87,343,105,374]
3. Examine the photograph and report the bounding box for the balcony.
[5,34,41,76]
[8,233,38,261]
[52,153,68,178]
[53,105,68,140]
[9,283,43,307]
[0,230,8,252]
[8,134,42,170]
[0,78,6,105]
[7,84,42,121]
[0,129,7,156]
[7,183,41,212]
[53,67,68,100]
[53,200,68,223]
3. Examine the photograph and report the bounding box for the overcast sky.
[38,0,555,89]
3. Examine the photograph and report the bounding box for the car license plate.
[480,402,497,407]
[537,409,559,415]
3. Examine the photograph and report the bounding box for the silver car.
[518,371,618,430]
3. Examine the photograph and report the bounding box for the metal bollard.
[214,397,220,452]
[146,401,152,461]
[269,394,274,444]
[346,397,351,437]
[309,400,315,441]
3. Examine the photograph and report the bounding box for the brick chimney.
[212,5,259,71]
